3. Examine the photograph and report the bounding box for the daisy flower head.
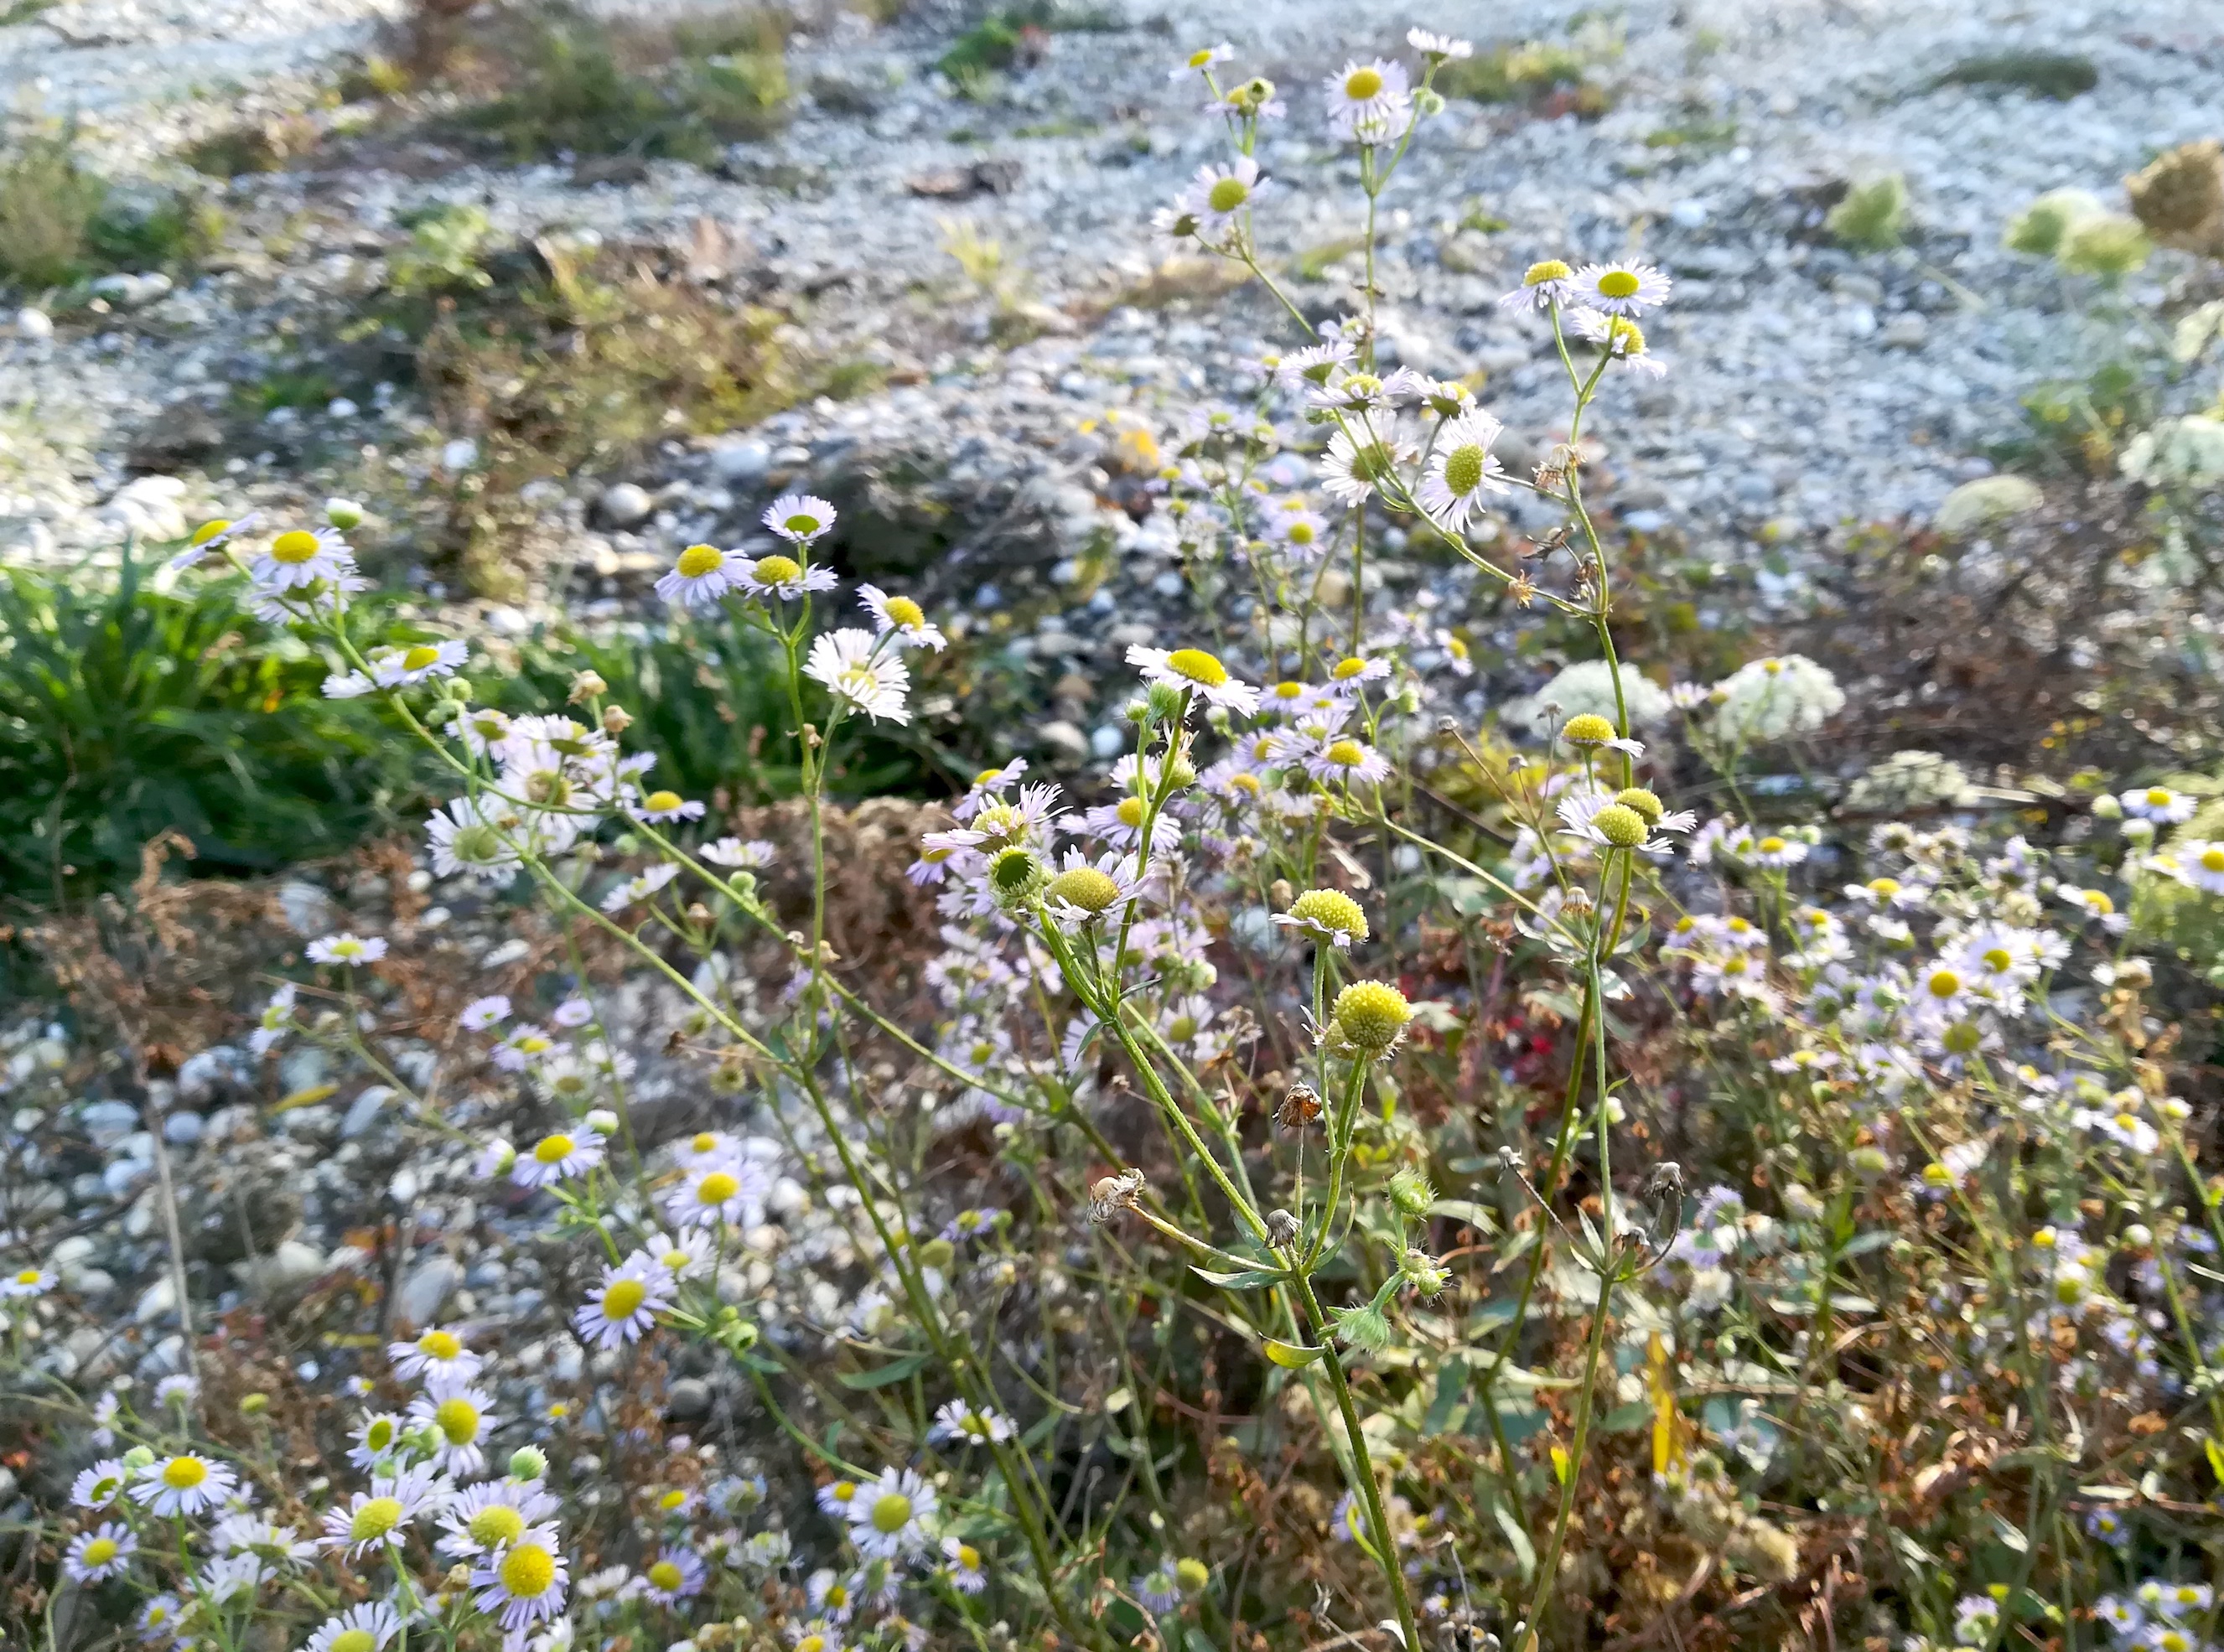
[930,1399,1016,1446]
[2180,840,2224,896]
[942,1535,989,1592]
[1266,500,1329,558]
[167,510,261,571]
[1573,261,1672,316]
[438,1481,562,1561]
[307,932,386,967]
[1407,28,1472,59]
[791,1621,845,1652]
[1274,886,1370,948]
[1268,335,1356,393]
[390,1322,482,1383]
[858,584,946,650]
[573,1256,673,1351]
[702,836,777,869]
[1304,734,1392,789]
[408,1377,500,1476]
[1044,847,1144,930]
[1169,41,1231,79]
[656,543,736,608]
[72,1458,132,1510]
[1415,409,1508,530]
[640,1545,707,1605]
[138,1596,185,1641]
[599,862,682,914]
[806,628,911,723]
[2119,785,2196,824]
[763,492,837,544]
[471,1525,570,1633]
[640,1228,714,1279]
[369,639,469,688]
[845,1467,939,1561]
[459,993,511,1032]
[1323,57,1411,144]
[249,525,355,593]
[1747,833,1808,868]
[632,790,704,824]
[1568,307,1666,375]
[63,1521,137,1583]
[511,1129,605,1189]
[3,1264,54,1297]
[303,1601,402,1652]
[347,1411,407,1472]
[132,1453,239,1517]
[427,795,522,885]
[817,1479,862,1518]
[1499,258,1582,313]
[1126,644,1260,717]
[1320,426,1412,505]
[736,552,840,602]
[1176,156,1268,241]
[319,1466,447,1558]
[665,1156,770,1230]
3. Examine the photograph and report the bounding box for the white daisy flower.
[459,994,511,1031]
[1126,644,1261,717]
[167,510,262,572]
[1319,425,1413,504]
[929,1399,1015,1446]
[844,1468,938,1561]
[511,1129,606,1189]
[572,1256,672,1351]
[817,1479,862,1518]
[307,933,386,966]
[470,1525,570,1634]
[365,640,469,688]
[302,1600,402,1652]
[858,583,947,650]
[408,1377,499,1476]
[599,862,682,914]
[427,795,524,885]
[249,526,356,593]
[763,492,837,543]
[388,1323,482,1384]
[2,1264,54,1297]
[1175,155,1268,241]
[210,1514,314,1566]
[71,1458,132,1510]
[735,552,841,601]
[138,1595,185,1639]
[346,1411,407,1472]
[1415,409,1508,529]
[702,836,777,869]
[437,1479,562,1561]
[1322,58,1411,144]
[331,1468,452,1561]
[2179,840,2224,895]
[664,1157,770,1229]
[790,1620,845,1652]
[640,1228,715,1279]
[1568,307,1666,375]
[1043,847,1145,930]
[656,543,737,608]
[632,789,705,824]
[132,1453,239,1517]
[1498,258,1582,313]
[1169,42,1231,79]
[640,1545,706,1605]
[201,1552,270,1602]
[1265,501,1330,558]
[1572,261,1672,315]
[2119,785,2196,824]
[1407,28,1471,58]
[1304,735,1392,788]
[63,1522,137,1583]
[806,628,911,723]
[1747,833,1808,868]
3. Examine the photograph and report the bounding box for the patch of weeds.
[1013,115,1097,139]
[0,550,435,900]
[1931,51,2097,100]
[1644,112,1738,152]
[179,115,320,179]
[1290,236,1366,282]
[0,130,222,291]
[1437,20,1620,115]
[1993,361,2155,478]
[1457,199,1509,234]
[811,357,891,401]
[386,201,497,302]
[243,365,340,415]
[1825,173,1909,251]
[445,3,791,165]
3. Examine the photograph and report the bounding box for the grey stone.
[392,1255,462,1328]
[666,1377,712,1420]
[597,483,655,529]
[14,306,52,341]
[1882,313,1929,349]
[708,438,770,483]
[341,1086,393,1139]
[236,1240,325,1297]
[1037,719,1090,759]
[79,1100,139,1144]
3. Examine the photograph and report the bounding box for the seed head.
[1614,786,1664,824]
[1276,1082,1323,1130]
[1047,867,1122,914]
[1287,887,1368,941]
[1590,804,1649,848]
[1331,981,1412,1054]
[1562,712,1617,746]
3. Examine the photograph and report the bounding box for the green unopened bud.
[916,1237,956,1271]
[1143,682,1186,724]
[1174,1557,1210,1595]
[1414,87,1445,117]
[1400,1249,1450,1297]
[1387,1167,1435,1219]
[1849,1147,1890,1178]
[238,1392,271,1416]
[509,1445,549,1482]
[324,497,365,530]
[2090,794,2123,820]
[985,845,1047,912]
[1329,1300,1392,1350]
[442,676,474,702]
[122,1446,157,1470]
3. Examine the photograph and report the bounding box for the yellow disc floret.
[1164,648,1230,687]
[1288,888,1368,940]
[676,543,723,577]
[1332,981,1412,1052]
[1561,713,1616,745]
[500,1543,556,1598]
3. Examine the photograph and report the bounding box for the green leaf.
[1601,1401,1654,1434]
[837,1351,930,1390]
[2206,1437,2224,1484]
[1425,1198,1498,1232]
[1492,1500,1536,1580]
[1838,1230,1896,1259]
[1990,1514,2029,1555]
[1263,1339,1325,1369]
[1191,1265,1284,1290]
[1423,1363,1468,1437]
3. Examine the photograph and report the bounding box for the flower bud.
[916,1237,956,1271]
[122,1445,157,1470]
[239,1391,271,1416]
[584,1108,620,1137]
[603,704,634,736]
[569,670,609,703]
[510,1445,549,1481]
[1400,1248,1450,1297]
[1387,1167,1435,1219]
[1175,1557,1210,1595]
[324,497,365,530]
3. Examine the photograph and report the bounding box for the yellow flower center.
[2202,848,2224,873]
[1164,647,1229,687]
[13,1268,38,1286]
[2084,891,2114,914]
[1231,773,1261,796]
[1869,878,1900,898]
[1595,269,1641,298]
[350,1496,405,1541]
[1524,259,1572,285]
[330,1632,376,1652]
[82,1536,119,1566]
[1116,796,1148,827]
[533,1134,574,1165]
[1288,888,1368,940]
[1344,66,1383,100]
[1207,176,1250,214]
[1167,1014,1198,1043]
[645,790,682,813]
[1325,739,1365,768]
[1332,656,1367,680]
[1443,444,1486,495]
[885,595,925,629]
[649,1560,683,1591]
[1287,519,1315,544]
[799,1639,827,1652]
[191,518,233,545]
[470,1504,526,1546]
[2146,788,2172,808]
[1047,867,1122,913]
[1758,836,1786,854]
[602,1277,648,1321]
[871,1491,915,1533]
[402,645,443,671]
[754,554,802,585]
[1982,948,2013,972]
[659,1489,689,1511]
[1186,47,1213,66]
[696,1170,739,1206]
[162,1458,209,1490]
[1927,970,1962,999]
[676,543,724,578]
[831,1480,856,1503]
[500,1543,556,1598]
[660,1248,689,1270]
[434,1397,480,1444]
[270,529,322,563]
[365,1417,397,1450]
[956,1543,981,1569]
[781,511,824,537]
